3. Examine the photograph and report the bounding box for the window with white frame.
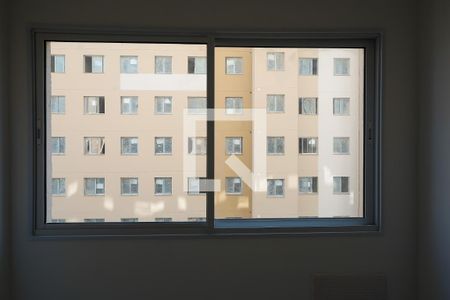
[267,137,284,155]
[51,178,66,195]
[155,96,172,114]
[51,96,65,114]
[298,177,318,193]
[299,58,318,75]
[50,219,66,223]
[225,137,243,155]
[155,137,172,155]
[84,55,104,73]
[333,137,350,154]
[121,178,139,195]
[121,96,138,114]
[155,218,172,222]
[84,218,105,223]
[225,57,243,74]
[188,56,207,74]
[120,56,138,73]
[84,178,105,196]
[226,177,242,195]
[84,137,105,155]
[188,217,206,222]
[187,97,207,114]
[121,137,138,155]
[333,97,350,115]
[188,137,207,155]
[225,97,243,114]
[51,137,65,155]
[334,58,350,75]
[299,137,318,154]
[299,97,318,115]
[155,177,172,195]
[51,55,65,73]
[84,96,105,114]
[121,218,139,222]
[267,52,284,71]
[187,177,200,194]
[155,56,172,74]
[267,179,284,197]
[267,94,284,113]
[333,176,349,194]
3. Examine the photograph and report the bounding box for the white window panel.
[225,137,243,155]
[120,56,138,73]
[334,58,350,75]
[51,96,65,114]
[84,96,105,114]
[155,56,172,74]
[226,57,243,74]
[298,177,318,193]
[333,176,350,194]
[155,177,172,195]
[155,137,172,155]
[121,178,139,195]
[267,137,284,155]
[188,56,207,74]
[51,178,66,195]
[121,137,138,155]
[84,178,105,196]
[267,94,284,113]
[121,96,138,114]
[267,52,284,71]
[267,179,284,197]
[299,58,318,75]
[84,137,105,155]
[333,137,350,154]
[226,177,242,194]
[225,97,243,115]
[155,96,173,114]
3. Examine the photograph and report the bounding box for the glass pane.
[215,47,364,219]
[46,42,207,223]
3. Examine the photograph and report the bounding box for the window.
[267,179,284,197]
[267,94,284,113]
[51,178,66,195]
[299,97,318,115]
[121,178,139,195]
[84,55,104,73]
[188,217,206,222]
[121,218,139,222]
[298,177,318,193]
[333,137,350,154]
[188,56,207,74]
[84,96,105,114]
[299,137,318,154]
[333,97,350,115]
[120,56,138,73]
[121,137,138,155]
[84,218,105,223]
[50,219,66,223]
[188,137,207,155]
[267,137,284,155]
[187,97,207,114]
[121,96,138,114]
[155,137,172,155]
[334,58,350,75]
[299,58,318,75]
[225,97,243,114]
[51,96,65,113]
[155,96,172,114]
[225,57,243,74]
[333,177,349,194]
[84,178,105,196]
[155,218,172,222]
[51,137,65,155]
[155,177,172,195]
[51,55,65,73]
[226,177,242,195]
[267,52,284,71]
[187,177,200,194]
[155,56,172,74]
[84,137,105,155]
[225,137,243,155]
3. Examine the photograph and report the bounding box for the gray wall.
[8,0,418,299]
[418,0,450,299]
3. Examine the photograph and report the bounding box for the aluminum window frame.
[33,29,382,237]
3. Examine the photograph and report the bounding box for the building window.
[155,218,172,222]
[267,179,284,197]
[187,97,207,114]
[298,177,318,194]
[267,137,285,155]
[299,97,318,115]
[226,177,242,195]
[84,96,105,114]
[225,137,243,155]
[334,58,350,75]
[155,137,172,155]
[121,137,138,155]
[267,52,284,71]
[121,218,139,222]
[225,57,243,74]
[121,178,139,195]
[120,56,138,73]
[299,58,318,75]
[155,56,172,74]
[51,55,65,73]
[84,218,105,223]
[225,97,243,114]
[188,137,207,155]
[187,177,201,194]
[188,217,206,222]
[155,177,172,195]
[121,96,138,114]
[50,219,66,223]
[333,97,350,115]
[84,178,105,196]
[84,137,105,155]
[51,96,65,114]
[51,137,65,155]
[188,56,207,74]
[84,55,104,73]
[155,96,173,114]
[299,137,318,154]
[267,94,285,113]
[333,137,350,154]
[333,176,349,194]
[51,178,66,196]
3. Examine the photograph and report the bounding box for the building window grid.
[51,137,65,155]
[267,179,285,197]
[121,96,138,115]
[225,97,243,115]
[225,137,243,155]
[120,56,138,73]
[299,137,318,154]
[84,96,105,114]
[51,178,66,196]
[267,137,285,155]
[333,97,350,115]
[51,55,65,73]
[225,57,243,74]
[84,55,104,73]
[155,56,172,74]
[267,52,284,71]
[121,137,139,155]
[334,58,350,76]
[84,178,105,196]
[188,137,207,155]
[155,96,173,114]
[299,58,318,75]
[188,56,207,74]
[121,177,139,195]
[155,137,172,155]
[51,96,66,114]
[267,94,285,113]
[84,137,105,155]
[298,177,318,194]
[299,97,318,115]
[155,177,172,195]
[226,177,243,195]
[333,137,350,154]
[333,176,350,194]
